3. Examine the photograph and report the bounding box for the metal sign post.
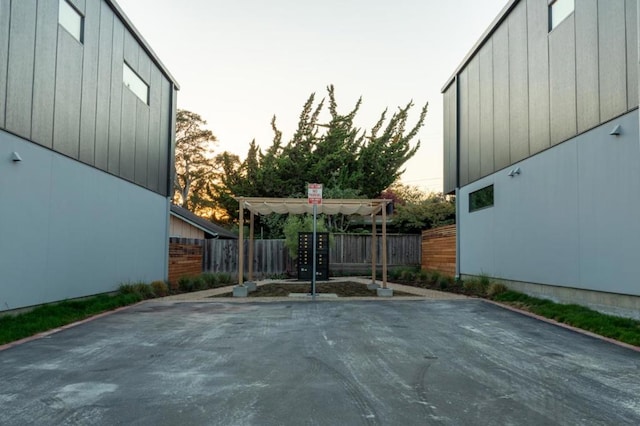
[307,184,323,300]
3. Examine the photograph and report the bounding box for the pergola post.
[371,213,376,284]
[238,199,244,285]
[248,210,255,281]
[382,200,388,289]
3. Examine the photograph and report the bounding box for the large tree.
[173,109,218,214]
[217,85,427,233]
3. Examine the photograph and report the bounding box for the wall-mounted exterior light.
[11,152,22,162]
[610,125,622,136]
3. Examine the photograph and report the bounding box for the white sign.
[308,183,323,205]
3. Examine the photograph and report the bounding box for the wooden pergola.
[235,197,392,288]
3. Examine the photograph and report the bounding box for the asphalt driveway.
[1,300,638,425]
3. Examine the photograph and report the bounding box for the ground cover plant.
[0,272,235,346]
[391,266,640,347]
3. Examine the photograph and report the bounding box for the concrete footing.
[367,283,380,290]
[244,282,257,293]
[377,288,393,297]
[233,286,248,297]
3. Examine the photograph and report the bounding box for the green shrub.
[118,283,137,295]
[217,273,233,285]
[438,274,454,290]
[134,282,155,299]
[178,276,195,292]
[463,277,490,297]
[417,270,431,283]
[192,276,207,291]
[201,273,220,288]
[487,283,508,298]
[151,280,169,297]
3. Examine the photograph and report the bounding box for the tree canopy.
[217,85,428,230]
[173,109,218,215]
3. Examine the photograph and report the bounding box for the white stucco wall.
[458,110,640,297]
[0,131,169,311]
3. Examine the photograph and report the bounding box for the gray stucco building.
[443,0,640,317]
[1,0,178,311]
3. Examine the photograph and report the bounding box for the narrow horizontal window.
[549,0,574,31]
[59,0,84,43]
[123,62,149,105]
[469,185,494,212]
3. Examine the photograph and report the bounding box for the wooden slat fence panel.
[200,235,419,277]
[421,225,456,276]
[168,238,204,283]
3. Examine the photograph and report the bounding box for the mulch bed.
[212,281,417,297]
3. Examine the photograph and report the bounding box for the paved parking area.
[1,300,639,425]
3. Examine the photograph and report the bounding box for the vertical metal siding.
[5,0,37,139]
[134,102,150,187]
[134,50,152,187]
[169,86,178,197]
[479,42,494,177]
[443,86,451,193]
[68,0,86,14]
[467,57,481,182]
[575,0,600,133]
[625,0,638,109]
[449,84,458,191]
[508,2,530,163]
[107,18,124,174]
[492,24,510,170]
[598,0,627,122]
[458,69,469,186]
[79,0,101,165]
[94,1,113,171]
[147,67,162,194]
[0,0,10,128]
[31,0,58,148]
[526,0,550,155]
[158,78,171,197]
[52,29,83,158]
[119,31,139,181]
[549,14,577,144]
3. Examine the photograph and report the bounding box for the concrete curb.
[484,299,640,353]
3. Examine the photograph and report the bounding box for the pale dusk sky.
[115,0,508,193]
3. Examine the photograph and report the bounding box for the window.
[59,0,84,43]
[123,63,149,105]
[549,0,574,31]
[469,185,494,212]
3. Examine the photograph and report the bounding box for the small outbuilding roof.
[235,197,390,216]
[170,205,237,239]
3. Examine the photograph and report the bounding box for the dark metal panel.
[598,0,627,122]
[443,89,451,193]
[169,86,177,197]
[123,30,138,69]
[79,0,101,165]
[479,41,494,177]
[119,88,137,182]
[94,1,113,171]
[492,24,510,170]
[5,0,36,139]
[147,66,162,194]
[467,56,481,182]
[626,0,638,109]
[449,84,458,191]
[158,78,171,197]
[526,0,550,155]
[575,0,600,133]
[67,0,86,14]
[458,68,469,187]
[508,1,529,163]
[549,14,577,144]
[53,29,84,158]
[0,0,9,128]
[134,101,150,187]
[31,0,58,148]
[108,18,124,174]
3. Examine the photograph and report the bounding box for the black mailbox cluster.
[297,232,329,281]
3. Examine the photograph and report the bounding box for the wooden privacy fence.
[168,238,204,284]
[421,225,456,276]
[167,234,419,279]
